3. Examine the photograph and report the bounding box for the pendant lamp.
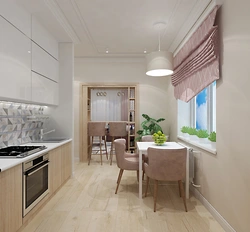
[146,22,173,77]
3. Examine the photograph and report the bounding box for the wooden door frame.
[79,82,138,162]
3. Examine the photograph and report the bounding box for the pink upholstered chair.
[109,121,127,165]
[88,121,108,165]
[144,147,188,212]
[114,139,139,194]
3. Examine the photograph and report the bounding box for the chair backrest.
[109,121,127,137]
[88,121,106,136]
[146,147,187,181]
[141,135,154,142]
[114,139,126,168]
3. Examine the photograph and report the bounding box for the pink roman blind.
[171,6,219,102]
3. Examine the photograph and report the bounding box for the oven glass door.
[24,160,49,215]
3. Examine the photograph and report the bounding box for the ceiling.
[18,0,213,58]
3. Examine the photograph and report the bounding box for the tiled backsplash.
[0,101,45,147]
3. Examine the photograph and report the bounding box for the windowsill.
[177,135,217,155]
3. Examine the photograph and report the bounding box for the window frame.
[177,82,216,154]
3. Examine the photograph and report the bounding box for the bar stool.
[88,121,108,165]
[109,121,127,165]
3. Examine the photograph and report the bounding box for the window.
[191,82,216,133]
[178,82,216,137]
[190,82,216,133]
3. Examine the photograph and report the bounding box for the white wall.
[46,43,74,140]
[168,1,250,231]
[74,57,171,159]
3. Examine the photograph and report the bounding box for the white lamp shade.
[146,51,173,76]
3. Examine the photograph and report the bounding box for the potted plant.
[136,114,165,141]
[208,131,216,149]
[180,126,189,137]
[208,131,216,142]
[187,127,198,140]
[197,129,209,143]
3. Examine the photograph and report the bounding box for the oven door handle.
[25,161,49,176]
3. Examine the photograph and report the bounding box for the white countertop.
[0,139,72,172]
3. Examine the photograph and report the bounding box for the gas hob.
[0,146,47,158]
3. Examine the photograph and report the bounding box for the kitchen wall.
[168,1,250,231]
[0,101,45,147]
[74,57,171,160]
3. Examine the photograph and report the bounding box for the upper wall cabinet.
[0,0,31,38]
[32,42,59,82]
[32,72,58,105]
[0,17,32,101]
[32,17,58,59]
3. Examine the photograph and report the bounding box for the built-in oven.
[23,153,49,216]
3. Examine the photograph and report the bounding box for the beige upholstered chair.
[109,121,127,165]
[88,121,108,165]
[114,139,139,194]
[144,147,188,212]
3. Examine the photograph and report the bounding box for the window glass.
[196,88,207,130]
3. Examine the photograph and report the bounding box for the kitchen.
[1,0,250,232]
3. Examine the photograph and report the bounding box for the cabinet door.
[32,42,59,82]
[61,142,72,183]
[0,164,22,232]
[32,72,59,105]
[49,147,62,194]
[0,17,32,101]
[0,0,31,38]
[32,16,58,59]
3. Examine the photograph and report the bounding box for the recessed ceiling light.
[144,50,147,54]
[105,48,109,54]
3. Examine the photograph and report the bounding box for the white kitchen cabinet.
[0,17,32,102]
[32,16,58,59]
[0,0,31,38]
[32,72,58,105]
[32,42,59,82]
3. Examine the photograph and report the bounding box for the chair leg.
[116,168,123,184]
[178,180,181,197]
[88,136,93,165]
[145,176,150,197]
[99,136,102,165]
[154,180,158,212]
[178,180,188,212]
[115,169,124,194]
[110,137,114,165]
[104,136,108,160]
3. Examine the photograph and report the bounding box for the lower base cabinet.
[0,142,72,232]
[0,164,22,232]
[49,142,72,195]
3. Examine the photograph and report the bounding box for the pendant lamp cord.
[158,30,161,51]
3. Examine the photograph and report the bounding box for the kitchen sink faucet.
[40,129,55,140]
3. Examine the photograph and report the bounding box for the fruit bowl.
[153,131,167,146]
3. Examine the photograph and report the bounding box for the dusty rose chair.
[144,147,188,212]
[114,139,139,194]
[109,121,127,165]
[88,121,108,165]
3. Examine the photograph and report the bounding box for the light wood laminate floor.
[20,157,225,232]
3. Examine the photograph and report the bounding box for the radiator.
[178,142,201,188]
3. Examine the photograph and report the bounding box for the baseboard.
[190,186,236,232]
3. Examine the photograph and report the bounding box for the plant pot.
[210,141,216,149]
[198,138,209,143]
[189,135,198,140]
